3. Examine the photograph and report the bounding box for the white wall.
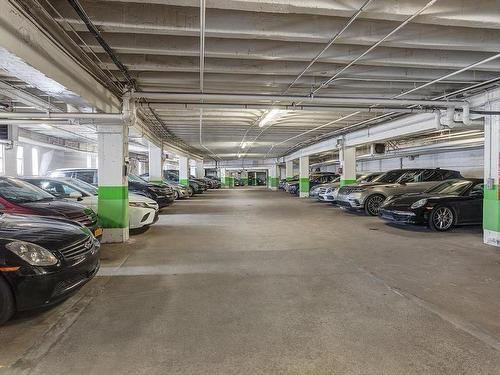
[1,141,97,177]
[357,148,483,178]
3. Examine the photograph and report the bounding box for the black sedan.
[379,179,484,231]
[0,214,100,325]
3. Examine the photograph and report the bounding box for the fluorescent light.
[258,109,281,128]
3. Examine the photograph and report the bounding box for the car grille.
[318,187,329,195]
[338,186,357,195]
[59,237,95,260]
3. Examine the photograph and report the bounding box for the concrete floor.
[1,188,499,374]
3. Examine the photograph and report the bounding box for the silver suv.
[318,172,383,203]
[336,169,463,216]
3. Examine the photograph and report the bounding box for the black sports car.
[379,178,484,231]
[0,214,100,325]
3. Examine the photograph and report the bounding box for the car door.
[456,184,484,224]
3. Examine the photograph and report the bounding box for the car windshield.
[371,170,406,184]
[396,170,425,183]
[68,178,98,195]
[128,173,148,184]
[427,180,472,195]
[0,178,55,203]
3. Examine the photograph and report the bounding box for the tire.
[364,194,386,216]
[188,186,194,197]
[428,206,455,231]
[174,191,179,200]
[0,277,15,326]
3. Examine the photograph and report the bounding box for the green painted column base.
[268,177,279,189]
[179,178,189,186]
[98,186,128,228]
[299,177,310,197]
[484,185,500,232]
[340,179,357,187]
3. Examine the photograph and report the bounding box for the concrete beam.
[0,0,120,112]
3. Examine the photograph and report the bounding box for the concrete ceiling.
[13,0,500,159]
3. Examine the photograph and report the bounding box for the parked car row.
[0,168,219,326]
[281,168,484,232]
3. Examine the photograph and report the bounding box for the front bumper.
[318,194,335,202]
[5,246,100,311]
[129,206,157,229]
[379,208,423,224]
[336,193,365,210]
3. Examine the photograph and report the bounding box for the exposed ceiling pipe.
[283,0,373,94]
[311,0,439,96]
[197,0,220,161]
[0,112,124,120]
[66,0,134,88]
[132,92,464,108]
[153,103,436,114]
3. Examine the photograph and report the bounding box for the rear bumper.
[5,249,100,311]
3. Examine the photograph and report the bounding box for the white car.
[21,177,159,230]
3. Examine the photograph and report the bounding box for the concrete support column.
[268,165,279,190]
[220,168,230,188]
[97,124,129,243]
[299,156,309,198]
[148,142,163,183]
[340,146,357,186]
[195,161,205,179]
[179,156,189,186]
[484,102,500,246]
[285,160,294,181]
[5,125,19,176]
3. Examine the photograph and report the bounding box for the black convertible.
[378,178,484,231]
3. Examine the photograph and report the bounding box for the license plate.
[94,227,103,237]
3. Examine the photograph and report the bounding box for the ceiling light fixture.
[258,109,281,128]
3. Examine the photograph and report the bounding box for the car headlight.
[129,201,149,208]
[410,199,427,209]
[6,241,58,266]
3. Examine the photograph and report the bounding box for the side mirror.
[69,191,83,199]
[470,191,483,198]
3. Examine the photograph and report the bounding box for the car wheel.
[429,206,455,231]
[364,194,385,216]
[174,191,179,200]
[0,277,15,326]
[188,186,194,197]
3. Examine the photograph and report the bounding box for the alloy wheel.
[432,207,454,231]
[366,195,385,216]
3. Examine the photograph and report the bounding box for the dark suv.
[49,169,175,208]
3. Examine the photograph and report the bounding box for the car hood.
[19,199,91,218]
[128,193,157,205]
[385,192,458,207]
[0,213,90,251]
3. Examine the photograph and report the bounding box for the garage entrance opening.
[247,171,267,186]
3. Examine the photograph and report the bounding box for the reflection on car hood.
[19,199,90,218]
[0,213,90,251]
[386,192,459,206]
[128,193,157,205]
